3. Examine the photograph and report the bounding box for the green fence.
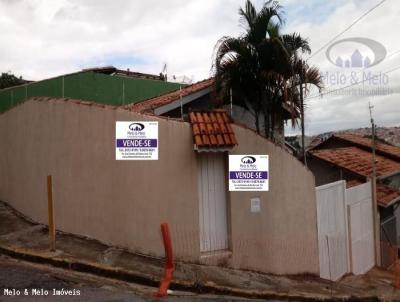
[0,71,181,112]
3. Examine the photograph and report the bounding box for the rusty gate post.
[154,223,174,297]
[47,175,56,252]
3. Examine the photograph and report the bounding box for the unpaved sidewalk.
[0,200,398,301]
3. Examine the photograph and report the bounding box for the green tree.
[213,0,323,143]
[0,72,27,89]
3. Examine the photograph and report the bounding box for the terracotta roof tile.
[189,112,197,123]
[226,123,234,134]
[213,122,220,133]
[346,179,400,207]
[377,184,400,207]
[229,133,238,145]
[209,112,217,123]
[199,123,207,134]
[190,110,237,151]
[192,124,200,136]
[310,147,400,178]
[194,135,203,147]
[202,134,210,146]
[220,123,228,134]
[205,123,212,134]
[346,179,364,188]
[216,134,225,146]
[209,134,217,145]
[334,134,400,161]
[126,78,213,112]
[223,134,232,145]
[216,112,224,124]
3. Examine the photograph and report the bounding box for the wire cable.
[307,0,388,60]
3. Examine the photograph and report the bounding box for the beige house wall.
[228,125,320,275]
[0,99,200,260]
[0,98,319,275]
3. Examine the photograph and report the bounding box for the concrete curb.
[0,244,379,302]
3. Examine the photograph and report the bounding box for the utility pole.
[179,85,183,119]
[369,102,380,266]
[300,67,306,166]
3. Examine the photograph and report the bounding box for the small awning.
[189,110,237,152]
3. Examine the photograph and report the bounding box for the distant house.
[0,66,181,112]
[307,133,400,254]
[125,78,297,143]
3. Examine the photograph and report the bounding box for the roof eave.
[154,86,212,115]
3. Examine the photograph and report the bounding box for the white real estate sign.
[229,155,269,191]
[115,121,158,160]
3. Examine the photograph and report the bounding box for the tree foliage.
[213,0,323,142]
[0,72,27,89]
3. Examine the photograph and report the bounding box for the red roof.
[310,147,400,178]
[331,134,400,161]
[189,110,237,150]
[346,179,364,188]
[126,78,213,113]
[377,184,400,206]
[346,179,400,207]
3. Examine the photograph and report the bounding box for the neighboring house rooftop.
[126,78,213,114]
[189,109,237,152]
[126,77,298,119]
[347,179,400,207]
[309,147,400,179]
[311,133,400,161]
[82,66,164,81]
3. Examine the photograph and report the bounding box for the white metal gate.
[198,153,228,252]
[347,182,374,275]
[316,181,349,281]
[316,180,375,280]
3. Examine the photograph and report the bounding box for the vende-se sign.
[229,155,269,191]
[116,121,158,160]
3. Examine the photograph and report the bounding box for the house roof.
[347,179,400,207]
[311,133,400,162]
[82,66,163,81]
[126,77,298,119]
[334,133,400,161]
[309,147,400,178]
[189,110,237,151]
[377,184,400,207]
[126,78,214,113]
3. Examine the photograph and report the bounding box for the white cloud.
[0,0,244,81]
[284,0,400,135]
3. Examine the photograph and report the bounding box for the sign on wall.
[229,155,269,191]
[116,121,158,160]
[250,197,261,212]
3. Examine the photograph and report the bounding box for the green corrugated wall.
[0,71,182,112]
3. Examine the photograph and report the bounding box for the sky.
[0,0,399,135]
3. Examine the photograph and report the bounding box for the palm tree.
[213,0,323,145]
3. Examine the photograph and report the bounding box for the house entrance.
[198,153,229,252]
